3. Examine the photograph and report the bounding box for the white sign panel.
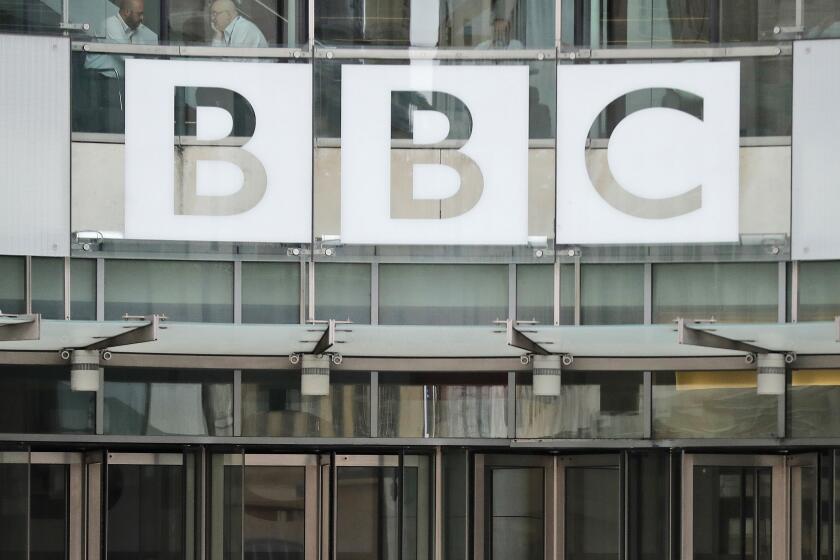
[125,59,312,243]
[341,64,529,245]
[792,40,840,260]
[556,62,740,245]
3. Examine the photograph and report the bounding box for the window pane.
[32,257,63,320]
[566,467,620,560]
[30,464,69,560]
[0,1,62,34]
[104,368,233,436]
[517,265,574,326]
[0,455,28,560]
[105,260,233,323]
[789,370,840,437]
[581,264,644,325]
[379,373,509,438]
[0,256,25,314]
[0,366,95,434]
[241,371,370,437]
[652,371,779,438]
[315,263,371,324]
[71,258,97,320]
[653,263,778,323]
[798,261,840,321]
[241,262,300,324]
[804,1,840,38]
[516,372,645,438]
[380,264,508,326]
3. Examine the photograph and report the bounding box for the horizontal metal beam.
[73,41,307,59]
[0,314,40,341]
[84,315,160,351]
[560,44,791,60]
[676,318,770,354]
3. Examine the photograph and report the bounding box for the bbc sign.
[125,59,740,246]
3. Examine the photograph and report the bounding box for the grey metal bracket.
[674,318,798,365]
[494,319,552,356]
[298,319,353,357]
[83,314,162,351]
[0,314,40,341]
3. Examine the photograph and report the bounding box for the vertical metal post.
[96,366,105,435]
[778,367,787,439]
[62,0,70,25]
[233,261,242,324]
[791,261,799,323]
[307,0,315,52]
[371,263,379,325]
[288,0,297,46]
[370,371,379,438]
[507,371,516,439]
[573,255,581,326]
[233,370,242,437]
[508,264,517,322]
[25,255,32,314]
[308,260,316,323]
[398,450,405,560]
[553,259,561,326]
[644,262,653,325]
[620,451,628,560]
[64,256,71,320]
[643,371,652,439]
[434,447,443,560]
[778,261,787,323]
[96,258,105,321]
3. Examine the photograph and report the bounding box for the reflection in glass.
[107,463,184,560]
[71,258,97,320]
[490,467,544,560]
[242,262,300,324]
[30,464,68,560]
[105,259,234,323]
[791,464,817,560]
[31,257,63,320]
[789,370,840,437]
[804,1,840,38]
[0,366,95,434]
[517,372,644,438]
[315,263,372,324]
[0,456,28,560]
[653,371,779,438]
[798,261,840,321]
[653,263,778,323]
[627,451,671,560]
[517,265,574,326]
[379,373,508,438]
[379,264,507,326]
[242,372,370,437]
[0,255,25,314]
[167,0,307,46]
[0,0,62,34]
[566,467,620,560]
[104,368,233,436]
[692,466,772,560]
[243,466,306,558]
[443,450,468,560]
[581,264,644,325]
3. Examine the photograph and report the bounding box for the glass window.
[653,262,778,323]
[0,453,27,560]
[315,263,371,324]
[316,0,553,48]
[104,368,233,436]
[378,372,509,438]
[0,366,95,434]
[379,264,508,326]
[798,261,840,321]
[166,0,307,46]
[241,371,370,437]
[31,257,63,320]
[516,371,645,438]
[789,370,840,437]
[0,1,62,34]
[105,259,234,323]
[652,370,779,438]
[804,0,840,38]
[71,258,97,320]
[0,256,25,315]
[516,265,574,326]
[241,262,300,324]
[581,264,644,325]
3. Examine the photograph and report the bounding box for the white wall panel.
[0,34,70,256]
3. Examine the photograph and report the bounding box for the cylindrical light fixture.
[532,354,562,397]
[70,349,101,392]
[756,353,785,396]
[301,354,330,396]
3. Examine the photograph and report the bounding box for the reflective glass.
[105,259,234,322]
[491,467,544,560]
[652,371,779,438]
[516,372,645,438]
[104,368,234,435]
[804,0,840,38]
[31,257,63,320]
[379,264,508,326]
[315,0,554,48]
[315,263,372,324]
[209,454,243,560]
[798,261,840,321]
[516,264,574,326]
[243,466,306,558]
[0,454,28,560]
[580,264,644,325]
[627,451,671,560]
[71,258,97,320]
[241,371,370,437]
[566,467,620,560]
[442,450,468,560]
[789,370,840,437]
[30,463,68,560]
[241,262,300,324]
[0,255,25,314]
[378,372,509,438]
[652,262,778,323]
[0,366,95,434]
[0,0,62,34]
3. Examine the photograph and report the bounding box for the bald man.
[85,0,158,79]
[210,0,268,48]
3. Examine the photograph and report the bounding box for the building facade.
[2,0,840,558]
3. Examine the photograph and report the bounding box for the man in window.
[210,0,268,48]
[84,0,158,79]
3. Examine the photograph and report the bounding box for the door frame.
[788,452,819,560]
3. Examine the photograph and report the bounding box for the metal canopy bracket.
[300,319,353,357]
[836,316,840,343]
[676,318,771,355]
[0,314,40,341]
[84,314,161,351]
[496,319,552,356]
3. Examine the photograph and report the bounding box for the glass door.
[682,454,785,560]
[789,454,819,560]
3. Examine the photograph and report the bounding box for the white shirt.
[85,14,159,78]
[212,16,268,48]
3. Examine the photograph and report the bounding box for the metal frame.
[788,452,819,560]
